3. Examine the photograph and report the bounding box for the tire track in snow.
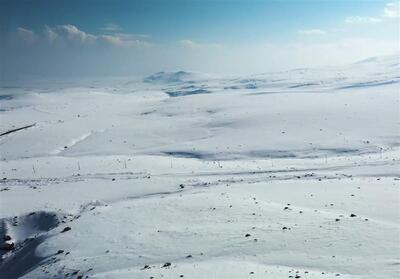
[48,131,94,155]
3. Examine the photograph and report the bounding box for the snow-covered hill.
[0,55,399,279]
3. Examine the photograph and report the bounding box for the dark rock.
[162,262,171,268]
[61,226,71,233]
[1,242,15,251]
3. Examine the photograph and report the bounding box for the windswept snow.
[0,55,399,279]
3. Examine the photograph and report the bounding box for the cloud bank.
[17,24,151,48]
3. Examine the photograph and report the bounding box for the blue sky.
[1,0,399,80]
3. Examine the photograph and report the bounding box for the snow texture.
[0,55,399,279]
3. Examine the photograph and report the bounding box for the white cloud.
[17,27,38,44]
[297,29,326,35]
[113,33,151,40]
[179,39,222,49]
[55,24,96,44]
[384,1,400,18]
[97,34,125,46]
[100,23,120,32]
[44,25,59,43]
[345,16,382,23]
[98,34,152,48]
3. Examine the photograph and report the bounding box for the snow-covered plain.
[0,55,399,279]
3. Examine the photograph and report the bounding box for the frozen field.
[0,55,399,279]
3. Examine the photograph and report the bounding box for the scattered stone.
[61,226,71,233]
[162,262,171,268]
[3,235,11,241]
[56,250,64,254]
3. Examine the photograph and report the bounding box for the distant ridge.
[143,71,193,83]
[353,53,400,66]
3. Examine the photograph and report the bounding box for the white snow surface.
[0,55,399,279]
